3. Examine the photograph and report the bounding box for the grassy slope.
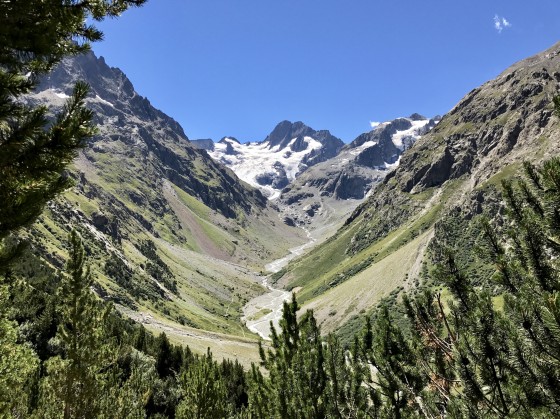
[278,45,560,334]
[30,137,306,361]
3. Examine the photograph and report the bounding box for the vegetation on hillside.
[4,151,560,417]
[2,2,560,418]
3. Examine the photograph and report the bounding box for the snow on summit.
[391,118,432,150]
[209,136,323,200]
[201,117,437,201]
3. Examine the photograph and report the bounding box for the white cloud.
[494,14,511,33]
[370,121,381,128]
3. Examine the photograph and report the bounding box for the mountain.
[274,41,560,335]
[205,121,344,199]
[24,51,306,363]
[277,115,438,236]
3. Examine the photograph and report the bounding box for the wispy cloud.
[494,14,511,33]
[370,121,381,129]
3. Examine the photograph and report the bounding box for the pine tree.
[176,349,229,419]
[361,305,426,419]
[325,334,369,418]
[483,160,560,414]
[399,158,560,417]
[249,294,330,418]
[37,230,111,418]
[0,280,39,417]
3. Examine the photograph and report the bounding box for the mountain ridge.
[23,50,308,362]
[274,40,560,334]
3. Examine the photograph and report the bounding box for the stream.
[242,229,316,340]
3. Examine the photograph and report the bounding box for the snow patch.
[208,135,324,200]
[391,119,429,150]
[350,140,377,155]
[49,89,70,99]
[95,94,115,108]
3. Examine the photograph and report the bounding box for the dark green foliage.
[104,252,134,288]
[249,295,326,418]
[324,334,370,418]
[248,294,371,418]
[220,358,249,411]
[45,230,111,418]
[154,332,183,379]
[177,350,229,419]
[361,305,426,418]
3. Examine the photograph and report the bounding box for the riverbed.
[242,230,316,339]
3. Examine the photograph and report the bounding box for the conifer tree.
[400,158,560,417]
[176,350,229,419]
[0,281,39,417]
[361,305,425,418]
[37,230,111,418]
[325,334,369,418]
[250,294,330,418]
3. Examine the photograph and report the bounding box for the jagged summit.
[347,114,439,169]
[219,136,240,144]
[34,51,268,219]
[263,120,316,149]
[276,114,437,231]
[207,120,344,199]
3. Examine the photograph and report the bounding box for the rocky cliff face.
[277,115,436,232]
[35,52,267,219]
[344,42,560,255]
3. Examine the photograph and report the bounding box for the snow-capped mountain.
[347,113,439,170]
[278,114,439,231]
[198,121,344,199]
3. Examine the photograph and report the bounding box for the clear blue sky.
[92,0,560,142]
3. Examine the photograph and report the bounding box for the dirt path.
[117,305,262,367]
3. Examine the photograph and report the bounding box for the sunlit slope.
[27,51,307,344]
[277,41,560,330]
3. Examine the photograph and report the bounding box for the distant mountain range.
[192,114,439,231]
[191,121,343,199]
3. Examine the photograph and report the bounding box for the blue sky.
[93,0,560,142]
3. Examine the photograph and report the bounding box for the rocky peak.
[33,51,268,219]
[347,115,434,169]
[207,120,344,199]
[264,120,318,150]
[190,139,214,151]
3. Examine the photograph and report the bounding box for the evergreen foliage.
[177,350,229,419]
[245,157,560,418]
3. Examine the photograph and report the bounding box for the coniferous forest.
[2,1,560,418]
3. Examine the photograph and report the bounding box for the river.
[242,229,316,340]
